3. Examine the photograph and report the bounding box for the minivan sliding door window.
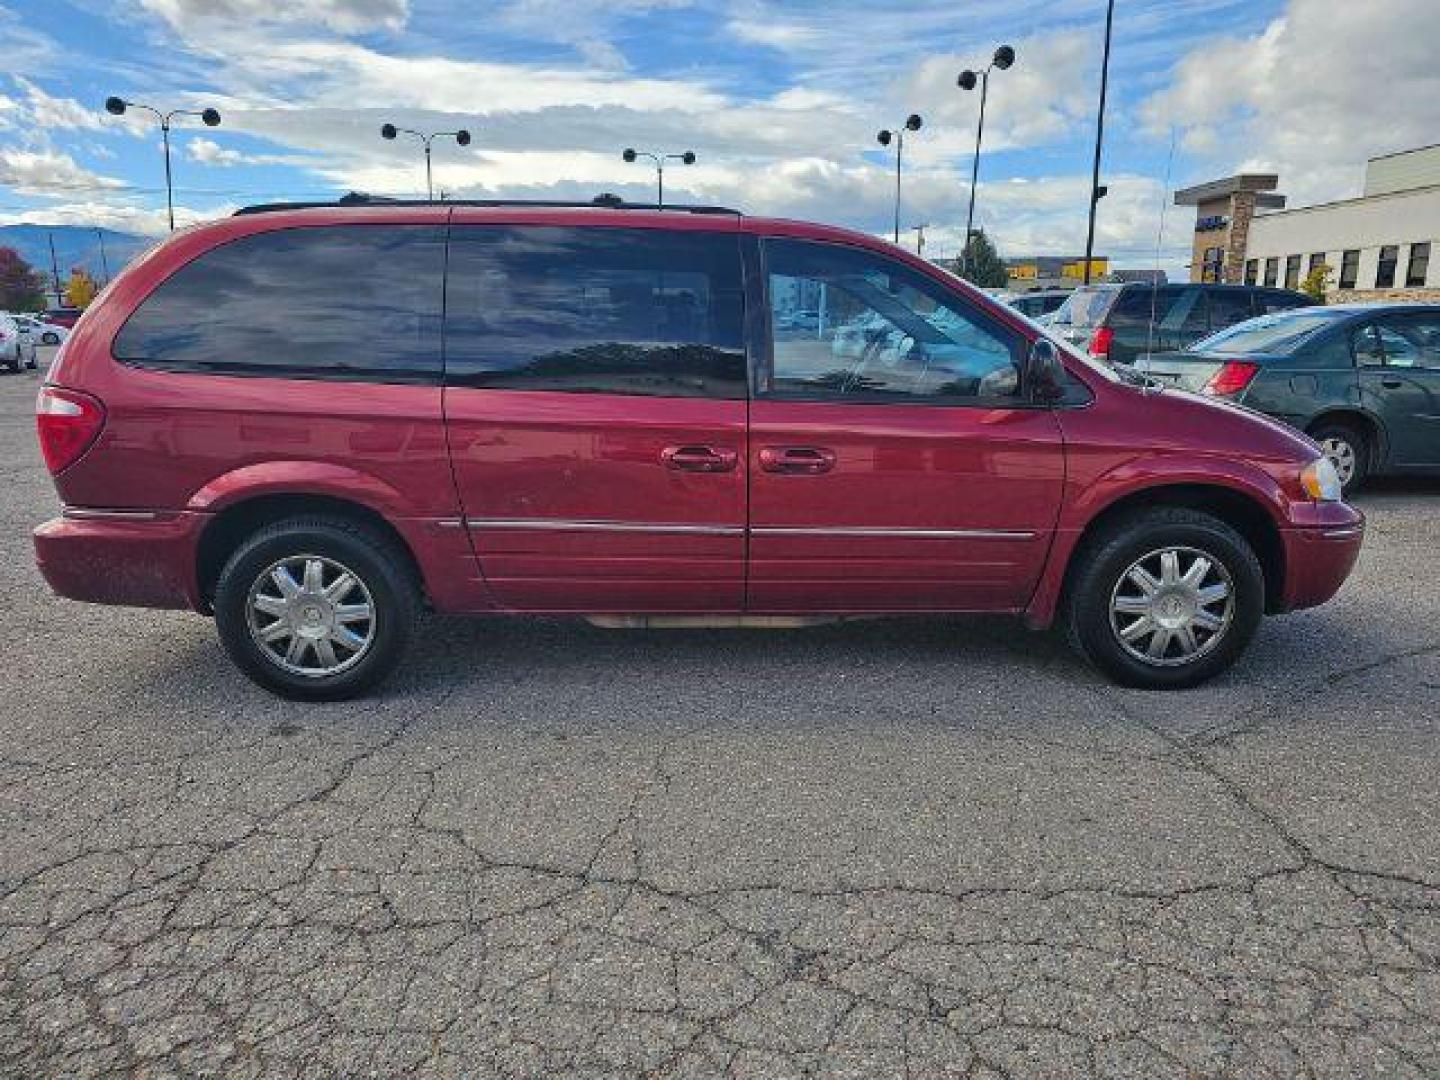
[112,225,446,383]
[443,226,746,398]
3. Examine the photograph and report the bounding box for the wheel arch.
[195,493,427,613]
[1058,482,1287,618]
[1305,409,1388,470]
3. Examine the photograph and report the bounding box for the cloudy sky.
[2,0,1437,276]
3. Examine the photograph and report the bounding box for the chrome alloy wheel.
[1109,546,1235,667]
[246,555,376,677]
[1319,436,1358,487]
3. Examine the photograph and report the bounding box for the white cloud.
[0,150,125,197]
[1141,0,1440,208]
[0,200,226,235]
[140,0,409,34]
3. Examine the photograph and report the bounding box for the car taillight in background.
[1202,360,1260,398]
[1087,326,1114,361]
[36,386,105,474]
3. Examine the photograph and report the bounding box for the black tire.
[1065,508,1264,690]
[4,349,19,373]
[213,516,418,700]
[1308,421,1368,495]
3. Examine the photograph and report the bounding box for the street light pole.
[877,114,923,245]
[957,45,1015,277]
[622,149,696,207]
[1083,0,1115,285]
[105,97,222,231]
[381,125,473,201]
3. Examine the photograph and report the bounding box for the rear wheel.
[1309,421,1368,495]
[1065,508,1264,689]
[214,516,418,700]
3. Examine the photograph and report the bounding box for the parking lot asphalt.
[1,347,1438,1077]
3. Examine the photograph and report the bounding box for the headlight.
[1300,456,1342,502]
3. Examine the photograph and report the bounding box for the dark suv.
[1049,283,1314,367]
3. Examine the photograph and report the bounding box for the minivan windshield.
[1189,309,1343,355]
[1048,287,1118,329]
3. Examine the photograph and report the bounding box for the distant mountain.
[0,225,152,292]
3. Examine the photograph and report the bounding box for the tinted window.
[1339,250,1360,289]
[1377,315,1440,369]
[444,226,745,398]
[1106,286,1173,331]
[1049,287,1117,329]
[764,238,1023,403]
[1208,289,1254,330]
[1257,290,1310,314]
[1376,245,1399,288]
[1352,324,1384,366]
[114,225,444,383]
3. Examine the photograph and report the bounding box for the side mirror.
[1028,337,1066,403]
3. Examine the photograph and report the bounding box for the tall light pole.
[381,125,472,201]
[957,44,1015,278]
[621,148,696,207]
[911,223,929,256]
[877,114,923,245]
[95,228,110,287]
[1083,0,1115,285]
[105,97,221,231]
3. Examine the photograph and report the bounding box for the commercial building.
[1004,255,1109,292]
[1176,145,1440,301]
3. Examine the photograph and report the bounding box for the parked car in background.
[1048,283,1314,367]
[15,315,70,346]
[1132,304,1440,493]
[1,314,38,372]
[1007,290,1071,320]
[43,307,83,330]
[34,200,1361,699]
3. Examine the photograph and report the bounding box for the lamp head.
[681,150,696,165]
[622,148,637,162]
[381,123,397,140]
[201,108,221,127]
[993,45,1016,70]
[958,70,977,90]
[455,129,471,146]
[905,113,923,131]
[104,96,127,116]
[876,129,893,147]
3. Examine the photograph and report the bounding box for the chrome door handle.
[661,445,738,473]
[759,446,836,474]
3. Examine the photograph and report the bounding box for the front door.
[442,220,749,611]
[1358,313,1440,467]
[747,236,1065,613]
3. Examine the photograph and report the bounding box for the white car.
[14,314,69,346]
[0,314,39,372]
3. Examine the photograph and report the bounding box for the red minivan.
[33,200,1363,699]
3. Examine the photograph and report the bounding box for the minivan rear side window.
[113,225,445,383]
[444,226,746,398]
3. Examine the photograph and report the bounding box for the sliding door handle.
[759,446,836,474]
[661,445,739,473]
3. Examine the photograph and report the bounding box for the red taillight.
[36,386,105,474]
[1087,325,1114,360]
[1202,360,1260,398]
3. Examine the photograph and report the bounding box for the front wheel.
[1065,508,1264,689]
[214,516,418,700]
[1309,422,1367,495]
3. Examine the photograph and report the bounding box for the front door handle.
[661,445,738,473]
[1381,377,1403,389]
[759,446,836,474]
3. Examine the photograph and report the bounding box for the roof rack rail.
[233,192,742,217]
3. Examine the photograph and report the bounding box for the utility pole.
[1083,0,1115,285]
[95,228,111,287]
[911,223,928,256]
[48,232,63,306]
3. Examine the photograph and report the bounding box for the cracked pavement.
[2,357,1438,1077]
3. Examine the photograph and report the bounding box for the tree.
[1300,263,1332,303]
[0,247,48,313]
[955,228,1009,289]
[64,267,99,310]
